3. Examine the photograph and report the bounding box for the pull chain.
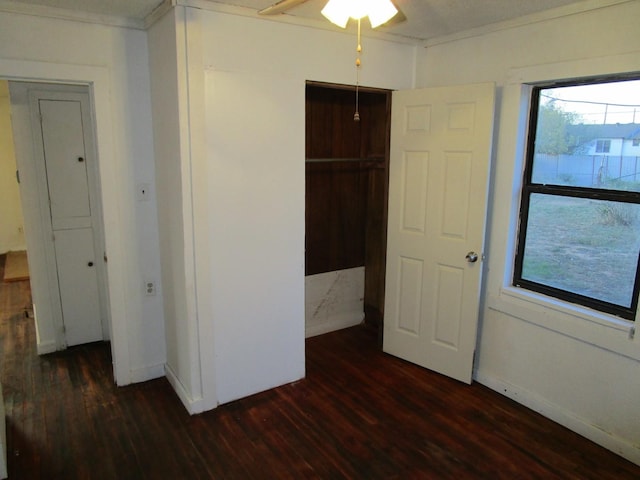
[354,18,361,122]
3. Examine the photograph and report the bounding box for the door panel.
[53,228,102,346]
[396,257,423,335]
[400,151,428,233]
[383,83,495,383]
[433,264,463,348]
[442,152,472,237]
[39,99,91,229]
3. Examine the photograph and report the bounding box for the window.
[595,139,611,153]
[633,139,640,147]
[514,77,640,320]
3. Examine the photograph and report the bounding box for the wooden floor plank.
[2,251,29,283]
[1,254,639,479]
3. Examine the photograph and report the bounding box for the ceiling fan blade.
[258,0,310,15]
[382,2,407,27]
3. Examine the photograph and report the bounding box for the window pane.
[531,80,640,191]
[520,194,640,308]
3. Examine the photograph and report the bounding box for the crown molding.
[144,0,175,29]
[0,0,144,29]
[0,0,631,45]
[176,0,423,46]
[424,0,633,48]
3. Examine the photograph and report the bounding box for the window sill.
[487,286,639,362]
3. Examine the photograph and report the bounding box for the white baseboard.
[36,339,56,355]
[305,312,364,338]
[475,371,640,466]
[165,363,207,415]
[129,362,165,384]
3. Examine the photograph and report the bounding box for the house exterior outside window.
[514,77,640,321]
[595,139,611,153]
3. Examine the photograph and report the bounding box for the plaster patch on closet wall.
[305,267,365,337]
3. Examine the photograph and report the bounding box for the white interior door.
[36,94,105,347]
[383,83,495,383]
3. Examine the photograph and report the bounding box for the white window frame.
[514,80,640,321]
[596,139,611,153]
[486,55,640,362]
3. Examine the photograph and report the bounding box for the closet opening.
[304,81,391,344]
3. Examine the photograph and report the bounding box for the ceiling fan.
[258,0,405,122]
[258,0,407,27]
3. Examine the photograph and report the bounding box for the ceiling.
[3,0,598,42]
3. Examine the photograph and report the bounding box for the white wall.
[157,7,416,407]
[416,1,640,463]
[148,7,210,412]
[4,1,638,465]
[201,9,416,405]
[0,81,26,254]
[0,11,166,385]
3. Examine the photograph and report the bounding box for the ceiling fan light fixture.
[367,0,398,28]
[321,0,350,28]
[321,0,397,29]
[319,0,399,123]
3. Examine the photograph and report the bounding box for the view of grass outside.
[521,194,640,307]
[516,78,640,316]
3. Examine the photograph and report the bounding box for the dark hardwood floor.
[1,255,639,479]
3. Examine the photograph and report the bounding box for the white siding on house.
[622,138,640,156]
[586,137,623,156]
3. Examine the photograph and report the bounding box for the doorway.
[7,81,109,352]
[304,81,391,341]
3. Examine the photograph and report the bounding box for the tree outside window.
[514,77,640,320]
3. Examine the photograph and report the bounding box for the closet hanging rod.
[305,157,384,163]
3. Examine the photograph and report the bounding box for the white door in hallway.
[35,94,105,347]
[383,83,495,383]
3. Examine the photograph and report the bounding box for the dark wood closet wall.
[305,82,391,327]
